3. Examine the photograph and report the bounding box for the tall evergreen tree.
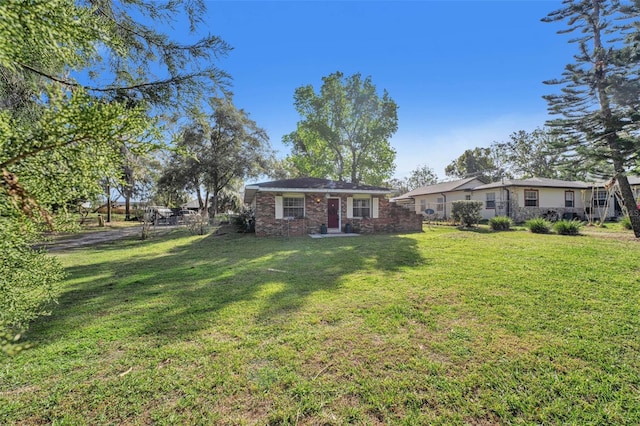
[543,0,640,237]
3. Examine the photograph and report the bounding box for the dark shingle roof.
[394,177,483,200]
[475,177,589,190]
[244,177,391,204]
[250,177,390,191]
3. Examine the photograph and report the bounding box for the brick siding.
[254,192,423,237]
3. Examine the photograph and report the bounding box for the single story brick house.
[244,177,423,237]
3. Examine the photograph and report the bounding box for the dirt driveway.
[40,224,179,252]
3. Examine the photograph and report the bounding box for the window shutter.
[372,197,379,218]
[275,196,283,219]
[346,197,353,219]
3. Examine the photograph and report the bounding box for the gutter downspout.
[441,193,447,219]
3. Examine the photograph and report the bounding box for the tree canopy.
[159,98,273,216]
[543,0,640,237]
[445,147,501,181]
[0,0,231,353]
[283,72,398,186]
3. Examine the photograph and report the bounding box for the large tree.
[543,0,640,237]
[283,72,398,186]
[0,0,230,353]
[492,128,573,180]
[445,147,502,181]
[161,98,272,217]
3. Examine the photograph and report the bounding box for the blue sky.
[201,0,570,180]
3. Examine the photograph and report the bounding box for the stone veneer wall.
[254,192,423,237]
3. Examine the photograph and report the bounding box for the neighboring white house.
[393,177,486,220]
[395,176,640,222]
[471,178,589,222]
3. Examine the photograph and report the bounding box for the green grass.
[2,227,640,424]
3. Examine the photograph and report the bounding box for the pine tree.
[543,0,640,237]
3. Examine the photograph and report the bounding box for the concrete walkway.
[309,233,360,239]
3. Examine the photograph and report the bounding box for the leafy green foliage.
[159,97,272,217]
[0,217,64,355]
[493,128,576,179]
[543,0,640,237]
[620,216,633,230]
[284,72,398,185]
[451,200,483,227]
[445,147,500,180]
[525,218,552,234]
[0,0,231,353]
[388,164,438,195]
[553,219,584,236]
[489,215,513,231]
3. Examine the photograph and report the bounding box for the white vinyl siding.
[372,197,379,218]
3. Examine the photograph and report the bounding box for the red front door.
[327,199,339,228]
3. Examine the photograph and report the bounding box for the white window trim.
[275,194,305,219]
[346,196,378,219]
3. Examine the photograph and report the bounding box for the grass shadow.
[28,231,427,348]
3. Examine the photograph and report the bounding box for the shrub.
[451,201,483,227]
[620,216,632,230]
[1,219,64,355]
[553,219,583,235]
[489,216,512,231]
[525,217,551,234]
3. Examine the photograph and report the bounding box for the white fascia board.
[252,187,390,195]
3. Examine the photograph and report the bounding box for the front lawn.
[2,227,639,424]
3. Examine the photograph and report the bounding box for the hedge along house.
[243,177,423,237]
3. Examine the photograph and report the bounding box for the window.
[565,191,574,208]
[353,198,371,217]
[593,190,607,206]
[283,197,304,218]
[465,195,471,201]
[524,190,538,207]
[420,199,427,212]
[486,192,496,209]
[436,197,444,212]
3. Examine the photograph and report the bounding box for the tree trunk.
[203,190,210,218]
[210,190,218,220]
[125,194,131,220]
[106,182,111,223]
[615,172,640,238]
[196,187,204,211]
[591,0,640,238]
